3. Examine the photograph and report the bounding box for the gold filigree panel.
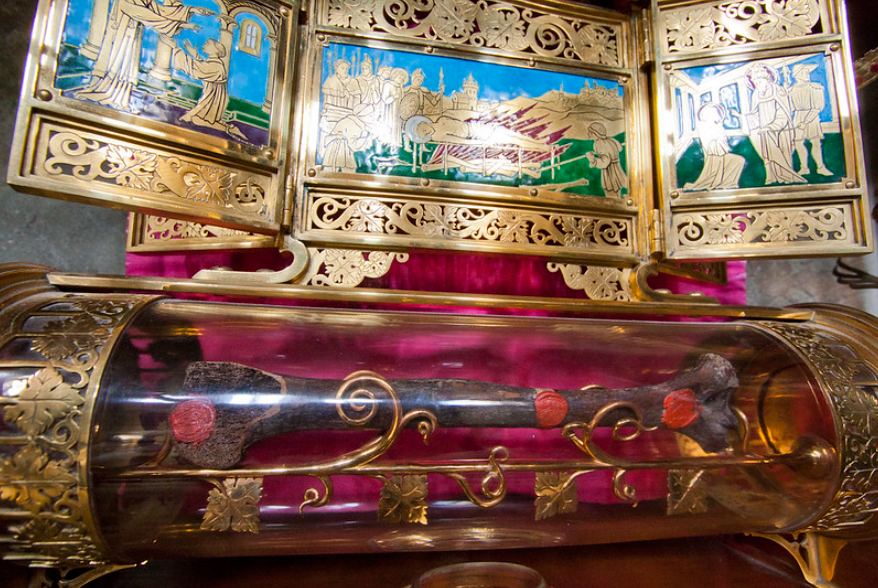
[758,322,878,533]
[300,192,635,260]
[1,294,152,567]
[128,215,275,252]
[298,248,409,287]
[315,0,625,68]
[22,116,279,232]
[657,0,831,57]
[669,204,861,255]
[546,263,632,301]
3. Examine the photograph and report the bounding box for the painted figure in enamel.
[315,43,629,198]
[55,0,280,146]
[673,54,844,192]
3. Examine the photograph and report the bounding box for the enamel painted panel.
[293,27,646,264]
[311,42,630,199]
[672,52,844,194]
[56,0,278,147]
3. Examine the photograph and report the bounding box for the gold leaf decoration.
[201,478,263,533]
[0,295,145,567]
[30,332,82,361]
[534,472,579,520]
[378,475,428,525]
[662,0,821,54]
[0,445,77,513]
[317,0,623,68]
[667,470,709,516]
[3,367,84,437]
[40,127,270,218]
[104,144,158,190]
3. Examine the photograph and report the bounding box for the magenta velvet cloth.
[126,248,747,307]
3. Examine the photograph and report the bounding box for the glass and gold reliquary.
[3,0,878,587]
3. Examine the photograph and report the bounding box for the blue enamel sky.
[322,43,623,102]
[62,0,271,105]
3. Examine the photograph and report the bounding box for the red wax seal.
[661,389,702,430]
[535,389,569,429]
[170,398,216,444]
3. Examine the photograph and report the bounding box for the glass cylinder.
[2,264,878,570]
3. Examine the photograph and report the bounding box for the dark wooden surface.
[3,535,878,588]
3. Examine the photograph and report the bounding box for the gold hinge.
[649,208,665,258]
[637,6,654,65]
[282,173,295,231]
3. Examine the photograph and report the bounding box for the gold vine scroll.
[319,0,623,68]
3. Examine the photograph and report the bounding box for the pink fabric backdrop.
[126,248,747,309]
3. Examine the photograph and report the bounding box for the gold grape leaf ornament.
[3,367,84,438]
[535,472,579,520]
[378,475,428,525]
[202,478,263,533]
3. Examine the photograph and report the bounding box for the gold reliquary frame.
[652,0,871,260]
[6,0,873,295]
[7,0,299,232]
[290,1,647,269]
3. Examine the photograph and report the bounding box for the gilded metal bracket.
[192,236,310,284]
[748,532,847,588]
[631,260,719,303]
[546,263,633,301]
[24,563,141,588]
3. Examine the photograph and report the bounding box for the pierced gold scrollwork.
[546,263,632,301]
[673,207,851,250]
[305,194,632,254]
[660,0,825,56]
[298,248,410,287]
[127,214,275,252]
[34,123,272,219]
[758,322,878,533]
[142,217,254,243]
[1,294,150,568]
[201,477,264,534]
[319,0,623,68]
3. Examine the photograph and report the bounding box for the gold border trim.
[44,270,822,319]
